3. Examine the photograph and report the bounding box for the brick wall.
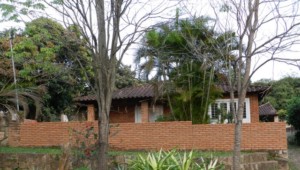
[249,94,259,123]
[8,121,287,151]
[110,106,135,123]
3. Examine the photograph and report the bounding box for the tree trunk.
[98,108,109,170]
[233,106,243,170]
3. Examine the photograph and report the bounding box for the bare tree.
[37,0,176,169]
[205,0,300,169]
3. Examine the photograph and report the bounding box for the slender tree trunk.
[163,66,176,120]
[98,108,109,170]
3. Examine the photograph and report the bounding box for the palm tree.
[135,15,238,123]
[0,83,45,121]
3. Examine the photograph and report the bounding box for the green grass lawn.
[0,146,231,158]
[107,150,232,159]
[0,146,62,155]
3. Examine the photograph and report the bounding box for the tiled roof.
[74,83,269,102]
[259,102,277,116]
[218,84,269,93]
[74,83,161,102]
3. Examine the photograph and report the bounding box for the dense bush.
[295,131,300,146]
[287,97,300,146]
[287,97,300,130]
[277,109,287,122]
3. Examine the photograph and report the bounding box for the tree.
[256,77,300,111]
[135,15,233,123]
[115,64,140,89]
[287,97,300,145]
[0,17,92,121]
[204,0,300,169]
[0,0,177,169]
[0,83,45,121]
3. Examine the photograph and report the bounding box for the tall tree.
[203,0,300,169]
[255,76,300,111]
[136,15,234,123]
[0,0,177,169]
[0,18,92,120]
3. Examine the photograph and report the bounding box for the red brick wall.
[141,101,149,122]
[8,121,287,151]
[110,105,135,123]
[249,94,259,123]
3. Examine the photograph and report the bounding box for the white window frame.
[208,98,251,123]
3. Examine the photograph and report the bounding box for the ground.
[288,144,300,170]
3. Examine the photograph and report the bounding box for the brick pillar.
[8,122,20,147]
[250,95,259,123]
[87,104,95,121]
[141,101,149,123]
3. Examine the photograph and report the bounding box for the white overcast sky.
[1,0,300,82]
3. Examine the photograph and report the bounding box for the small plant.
[196,156,222,170]
[129,149,222,170]
[69,122,98,169]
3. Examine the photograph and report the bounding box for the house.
[259,102,278,122]
[74,83,169,123]
[74,83,268,123]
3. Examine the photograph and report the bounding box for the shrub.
[287,97,300,130]
[277,109,287,122]
[295,131,300,146]
[155,115,176,122]
[287,97,300,146]
[69,122,98,169]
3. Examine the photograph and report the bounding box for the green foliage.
[0,17,93,120]
[115,65,140,89]
[155,115,176,122]
[129,149,222,170]
[0,0,45,22]
[287,97,300,130]
[277,109,287,122]
[0,146,61,155]
[256,76,300,111]
[0,83,45,120]
[170,62,222,123]
[287,97,300,146]
[295,131,300,146]
[136,15,232,123]
[70,122,98,168]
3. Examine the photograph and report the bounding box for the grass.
[0,146,231,158]
[109,150,232,158]
[0,146,62,155]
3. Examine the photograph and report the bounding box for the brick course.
[8,121,287,151]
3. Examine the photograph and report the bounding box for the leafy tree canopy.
[255,76,300,111]
[0,17,93,121]
[135,14,235,123]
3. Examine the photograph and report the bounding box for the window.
[208,98,251,123]
[211,103,218,119]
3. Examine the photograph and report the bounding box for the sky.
[1,0,300,82]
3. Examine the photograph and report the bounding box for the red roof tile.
[259,102,277,116]
[74,83,269,102]
[74,83,161,102]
